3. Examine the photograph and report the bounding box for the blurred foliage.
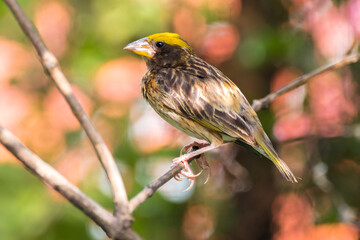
[0,0,360,239]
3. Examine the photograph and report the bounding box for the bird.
[124,32,297,187]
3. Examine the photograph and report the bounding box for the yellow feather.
[255,135,297,183]
[148,32,192,49]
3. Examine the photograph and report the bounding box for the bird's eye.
[155,41,165,48]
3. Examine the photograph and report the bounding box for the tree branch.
[0,126,140,240]
[2,0,128,216]
[251,52,360,111]
[129,159,193,213]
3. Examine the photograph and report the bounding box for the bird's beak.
[123,37,155,58]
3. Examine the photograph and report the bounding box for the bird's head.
[124,32,194,68]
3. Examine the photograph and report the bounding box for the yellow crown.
[148,32,191,49]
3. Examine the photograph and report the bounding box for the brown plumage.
[124,32,297,184]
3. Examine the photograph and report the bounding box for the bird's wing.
[156,58,258,145]
[154,60,298,183]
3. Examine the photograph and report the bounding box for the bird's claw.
[195,156,211,184]
[171,142,212,190]
[172,154,202,185]
[174,174,182,181]
[180,167,202,192]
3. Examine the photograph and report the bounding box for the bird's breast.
[141,71,159,101]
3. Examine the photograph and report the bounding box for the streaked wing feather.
[156,57,256,145]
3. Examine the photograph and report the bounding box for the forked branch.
[2,0,128,216]
[0,126,139,239]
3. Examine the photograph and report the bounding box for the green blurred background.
[0,0,360,239]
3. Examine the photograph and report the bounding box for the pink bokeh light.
[310,7,355,59]
[347,0,360,39]
[309,72,358,137]
[44,86,93,131]
[94,57,146,103]
[199,23,240,65]
[35,1,72,57]
[273,194,359,240]
[273,111,311,141]
[0,86,33,130]
[0,38,32,87]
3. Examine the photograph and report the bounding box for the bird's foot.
[173,154,203,191]
[171,141,209,169]
[172,141,211,190]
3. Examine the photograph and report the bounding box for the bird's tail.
[254,133,298,183]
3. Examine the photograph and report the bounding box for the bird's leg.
[174,142,209,181]
[173,143,216,165]
[173,142,209,173]
[180,141,210,156]
[172,143,218,190]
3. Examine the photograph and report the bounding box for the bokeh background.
[1,0,360,239]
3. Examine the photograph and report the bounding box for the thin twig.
[2,0,128,215]
[252,52,360,111]
[129,159,193,213]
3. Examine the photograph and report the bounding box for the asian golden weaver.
[124,33,297,186]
